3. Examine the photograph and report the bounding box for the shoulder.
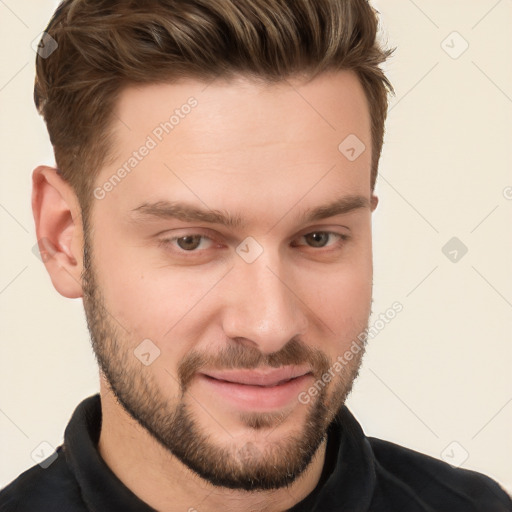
[368,437,512,511]
[0,446,86,512]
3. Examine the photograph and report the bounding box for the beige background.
[1,0,511,495]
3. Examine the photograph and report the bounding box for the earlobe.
[32,165,84,299]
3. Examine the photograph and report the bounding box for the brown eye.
[175,235,203,251]
[159,234,213,254]
[304,232,331,248]
[291,231,349,251]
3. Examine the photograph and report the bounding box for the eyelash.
[158,231,350,256]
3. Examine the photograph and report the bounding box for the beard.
[81,221,368,491]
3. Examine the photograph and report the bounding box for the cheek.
[88,227,177,339]
[310,273,372,341]
[90,232,219,370]
[299,250,373,360]
[99,266,199,339]
[304,251,372,324]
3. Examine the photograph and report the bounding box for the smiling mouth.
[195,368,315,411]
[203,373,311,388]
[200,366,313,387]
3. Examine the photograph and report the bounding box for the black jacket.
[1,394,510,511]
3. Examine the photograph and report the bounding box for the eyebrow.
[129,194,370,229]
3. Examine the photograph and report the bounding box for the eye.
[294,231,349,249]
[159,234,215,252]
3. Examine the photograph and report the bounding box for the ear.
[32,165,84,298]
[370,194,378,212]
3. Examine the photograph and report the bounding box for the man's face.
[82,71,375,490]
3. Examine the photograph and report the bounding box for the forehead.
[95,71,372,221]
[112,70,370,150]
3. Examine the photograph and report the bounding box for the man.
[1,0,510,510]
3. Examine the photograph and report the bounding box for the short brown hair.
[34,0,394,219]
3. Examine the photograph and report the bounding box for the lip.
[196,366,314,411]
[201,366,312,387]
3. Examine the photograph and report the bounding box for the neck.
[97,380,328,512]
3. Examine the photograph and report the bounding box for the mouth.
[202,366,312,386]
[196,366,314,411]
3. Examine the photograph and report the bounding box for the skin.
[32,70,378,512]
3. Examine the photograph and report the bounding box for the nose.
[221,251,309,355]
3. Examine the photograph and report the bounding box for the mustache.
[178,338,331,392]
